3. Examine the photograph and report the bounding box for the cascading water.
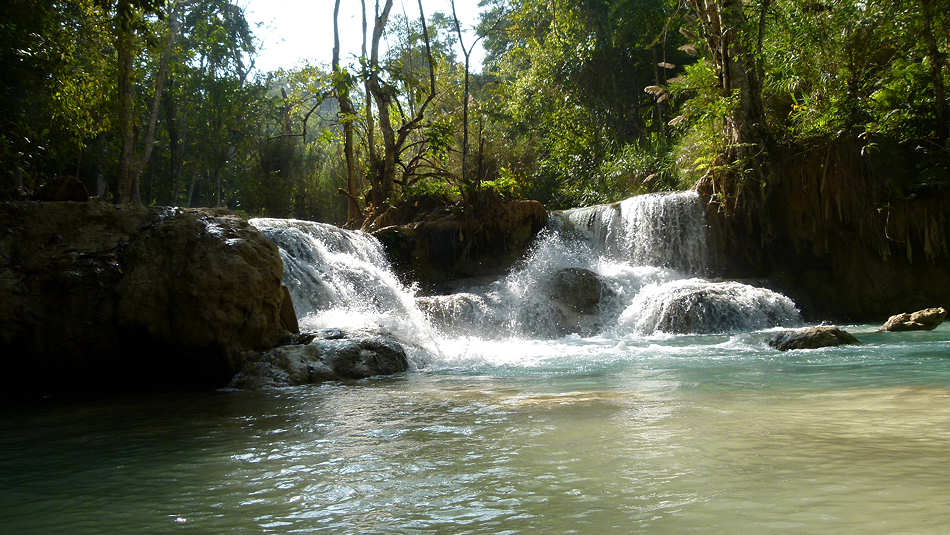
[250,218,438,361]
[552,191,709,274]
[252,191,801,370]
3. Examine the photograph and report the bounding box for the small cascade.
[249,218,435,352]
[619,279,801,335]
[429,191,799,338]
[553,191,709,275]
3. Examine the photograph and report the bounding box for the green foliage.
[665,59,734,185]
[5,0,946,213]
[478,0,689,206]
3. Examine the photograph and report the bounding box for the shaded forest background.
[2,0,948,226]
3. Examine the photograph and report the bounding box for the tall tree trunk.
[187,172,198,207]
[214,166,222,207]
[116,0,136,204]
[361,0,375,197]
[690,0,766,146]
[371,88,398,207]
[165,77,181,205]
[116,0,180,205]
[450,0,473,193]
[365,0,436,209]
[334,0,361,227]
[133,0,181,205]
[367,0,396,207]
[919,0,948,142]
[689,0,770,214]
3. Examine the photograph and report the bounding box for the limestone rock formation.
[0,201,295,392]
[231,329,409,389]
[878,307,947,332]
[373,197,547,287]
[768,326,861,351]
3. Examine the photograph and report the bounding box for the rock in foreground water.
[231,329,409,389]
[768,327,860,351]
[878,307,947,332]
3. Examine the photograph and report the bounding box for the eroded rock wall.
[0,201,294,393]
[701,141,950,321]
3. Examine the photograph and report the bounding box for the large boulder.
[549,267,609,314]
[528,267,613,336]
[878,307,946,332]
[768,326,860,351]
[230,329,409,389]
[0,201,295,393]
[373,196,547,287]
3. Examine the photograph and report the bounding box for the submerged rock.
[768,327,860,351]
[878,307,947,332]
[622,279,801,335]
[417,293,498,334]
[231,329,409,388]
[0,201,294,393]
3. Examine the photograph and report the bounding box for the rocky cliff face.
[373,198,548,289]
[700,141,950,321]
[0,201,296,393]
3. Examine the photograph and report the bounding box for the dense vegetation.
[2,0,947,224]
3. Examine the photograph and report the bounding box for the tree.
[687,0,767,154]
[333,0,361,226]
[917,0,947,142]
[449,0,481,194]
[478,0,688,206]
[113,0,165,203]
[364,0,439,209]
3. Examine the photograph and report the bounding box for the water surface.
[3,325,949,534]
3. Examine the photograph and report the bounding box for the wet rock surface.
[878,307,947,332]
[541,268,614,336]
[549,268,608,314]
[417,293,497,335]
[0,201,294,393]
[624,280,801,335]
[231,329,409,389]
[768,326,861,351]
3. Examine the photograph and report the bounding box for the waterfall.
[552,191,709,275]
[251,191,800,349]
[249,218,434,352]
